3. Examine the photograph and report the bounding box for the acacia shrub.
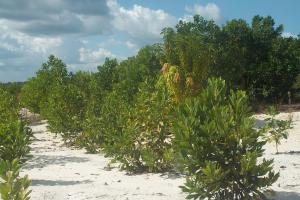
[174,78,278,199]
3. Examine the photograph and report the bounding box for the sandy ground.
[21,121,185,200]
[20,112,300,200]
[257,112,300,200]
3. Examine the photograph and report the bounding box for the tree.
[20,78,41,113]
[162,15,219,92]
[214,19,252,89]
[96,58,118,91]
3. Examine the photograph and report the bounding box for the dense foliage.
[0,89,32,161]
[0,88,32,200]
[174,78,278,199]
[18,15,300,199]
[0,82,24,102]
[162,15,300,103]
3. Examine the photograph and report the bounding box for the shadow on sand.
[160,171,183,180]
[31,179,92,186]
[30,120,47,127]
[275,151,300,155]
[23,155,89,169]
[254,118,266,129]
[268,191,300,200]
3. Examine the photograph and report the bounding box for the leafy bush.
[96,92,129,155]
[80,91,128,154]
[111,83,174,172]
[0,90,32,200]
[0,121,32,162]
[174,78,279,200]
[263,106,292,153]
[0,89,32,162]
[45,81,88,144]
[0,159,31,200]
[0,89,18,123]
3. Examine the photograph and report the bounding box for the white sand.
[21,121,185,200]
[257,112,300,200]
[21,112,300,200]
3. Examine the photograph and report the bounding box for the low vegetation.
[175,78,279,199]
[0,159,31,200]
[0,89,32,199]
[263,106,293,153]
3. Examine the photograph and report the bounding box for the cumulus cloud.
[0,20,62,55]
[183,3,220,22]
[0,18,62,81]
[79,47,116,63]
[0,0,223,82]
[0,0,111,36]
[125,41,137,49]
[107,0,176,43]
[282,32,297,38]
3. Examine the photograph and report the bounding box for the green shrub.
[97,92,129,155]
[174,78,279,200]
[0,159,31,200]
[80,91,128,154]
[0,84,32,200]
[263,106,292,153]
[0,89,18,123]
[45,83,85,144]
[0,121,32,162]
[0,89,32,162]
[111,84,174,172]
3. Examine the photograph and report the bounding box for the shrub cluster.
[0,89,32,161]
[174,78,278,199]
[0,89,32,199]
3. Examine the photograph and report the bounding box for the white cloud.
[79,47,116,63]
[183,3,220,22]
[125,41,137,49]
[98,37,121,48]
[0,0,111,36]
[107,0,176,43]
[80,39,89,45]
[0,19,63,82]
[0,0,223,82]
[282,32,297,38]
[0,20,62,55]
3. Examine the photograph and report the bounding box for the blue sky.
[0,0,299,82]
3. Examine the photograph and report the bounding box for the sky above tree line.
[0,0,299,82]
